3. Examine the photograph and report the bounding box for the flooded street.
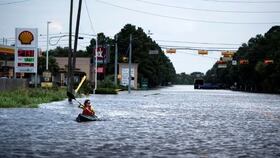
[0,85,280,157]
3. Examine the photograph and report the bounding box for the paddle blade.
[67,91,76,100]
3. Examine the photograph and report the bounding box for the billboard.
[121,67,134,86]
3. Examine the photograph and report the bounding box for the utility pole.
[68,0,82,100]
[72,0,83,75]
[128,34,132,94]
[67,0,73,102]
[114,35,118,85]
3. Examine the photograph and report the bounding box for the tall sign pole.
[94,35,98,94]
[46,21,51,70]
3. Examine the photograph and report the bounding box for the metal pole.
[67,0,73,102]
[114,35,118,85]
[46,21,51,70]
[128,34,132,94]
[94,35,98,94]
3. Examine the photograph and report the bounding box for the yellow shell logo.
[18,31,34,45]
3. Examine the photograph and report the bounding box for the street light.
[46,21,52,70]
[49,34,84,46]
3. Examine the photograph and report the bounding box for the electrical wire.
[135,0,280,14]
[201,0,280,3]
[84,0,96,34]
[170,50,220,60]
[160,45,238,51]
[95,0,280,25]
[156,40,241,46]
[0,0,30,5]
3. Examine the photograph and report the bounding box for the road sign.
[166,48,176,54]
[198,50,208,55]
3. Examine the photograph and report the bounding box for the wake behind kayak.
[76,114,99,122]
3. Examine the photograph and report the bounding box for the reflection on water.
[0,85,280,157]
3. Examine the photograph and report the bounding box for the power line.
[135,0,280,14]
[84,0,96,34]
[0,0,30,5]
[95,0,280,25]
[172,50,220,60]
[201,0,280,3]
[156,39,242,46]
[160,45,238,51]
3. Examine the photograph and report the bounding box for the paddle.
[67,91,83,107]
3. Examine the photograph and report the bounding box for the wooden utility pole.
[67,0,73,102]
[72,0,83,75]
[68,0,82,102]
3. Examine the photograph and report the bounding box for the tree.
[204,26,280,93]
[174,72,195,85]
[85,24,176,88]
[37,55,59,75]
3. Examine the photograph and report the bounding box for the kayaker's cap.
[84,99,90,105]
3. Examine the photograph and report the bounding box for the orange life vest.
[82,105,95,116]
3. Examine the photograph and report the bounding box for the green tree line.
[44,24,176,88]
[174,72,204,85]
[204,26,280,93]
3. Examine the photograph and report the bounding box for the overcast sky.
[0,0,279,74]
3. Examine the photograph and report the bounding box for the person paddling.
[79,99,95,116]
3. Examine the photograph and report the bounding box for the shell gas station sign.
[15,28,38,73]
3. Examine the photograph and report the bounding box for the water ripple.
[0,85,280,157]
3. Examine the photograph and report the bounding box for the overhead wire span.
[166,50,220,60]
[160,45,238,51]
[0,0,30,5]
[156,39,242,46]
[95,0,280,25]
[84,0,96,34]
[201,0,280,3]
[135,0,280,14]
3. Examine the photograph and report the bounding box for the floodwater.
[0,85,280,158]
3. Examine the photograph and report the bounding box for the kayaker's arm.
[91,106,96,115]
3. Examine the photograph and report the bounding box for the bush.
[0,88,67,108]
[98,75,119,89]
[79,80,93,95]
[95,88,117,94]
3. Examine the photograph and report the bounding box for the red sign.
[264,60,273,65]
[97,67,104,73]
[240,59,249,65]
[18,49,34,57]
